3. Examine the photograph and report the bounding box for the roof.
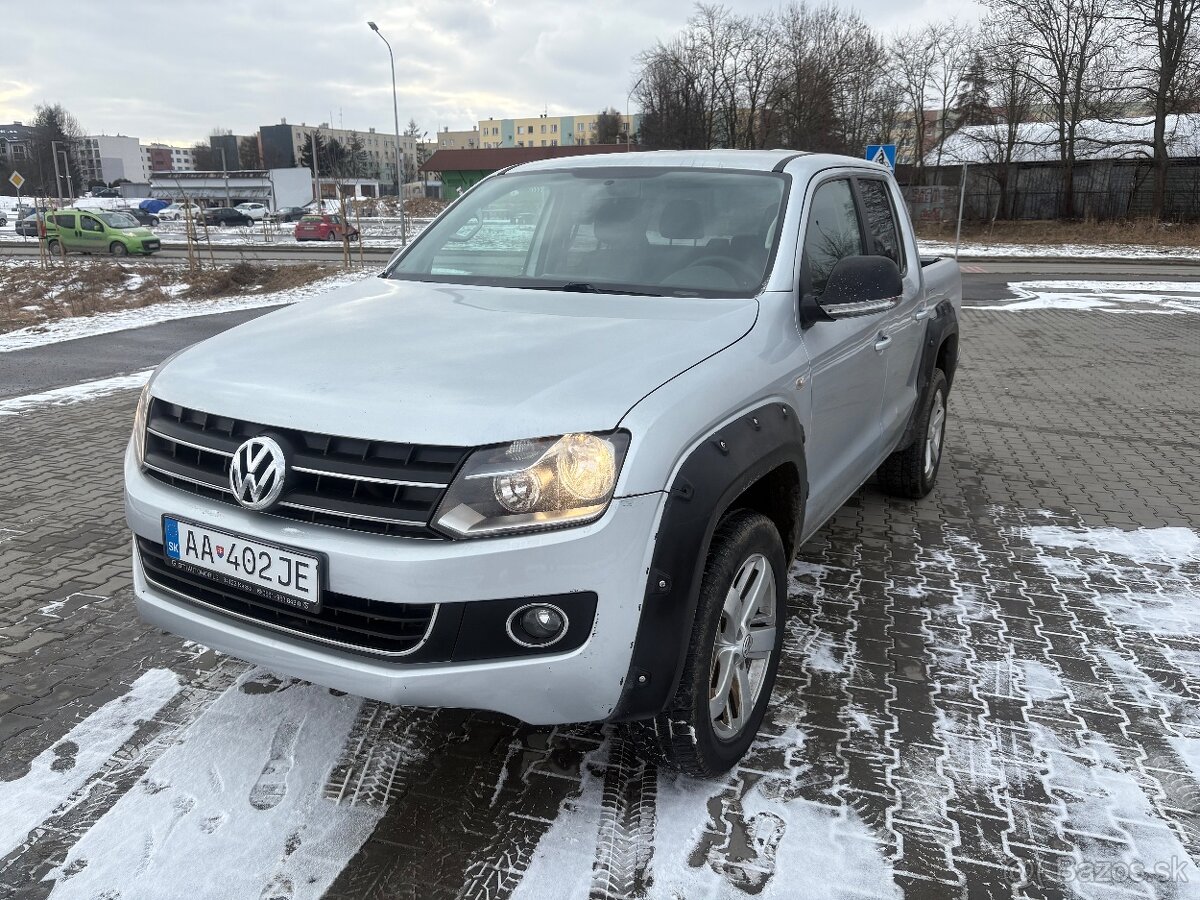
[420,144,646,173]
[511,149,810,173]
[932,113,1200,165]
[422,146,892,178]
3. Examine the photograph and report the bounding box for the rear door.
[51,212,77,249]
[78,214,107,252]
[792,174,888,529]
[855,176,924,449]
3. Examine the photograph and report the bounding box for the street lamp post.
[368,21,407,245]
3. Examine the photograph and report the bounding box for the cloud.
[0,0,981,145]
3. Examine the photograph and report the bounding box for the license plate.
[162,517,321,612]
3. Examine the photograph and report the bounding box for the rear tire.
[652,510,787,777]
[47,239,60,255]
[876,369,948,499]
[326,231,338,242]
[109,242,128,257]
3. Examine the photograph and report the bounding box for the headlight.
[132,383,151,466]
[434,431,630,537]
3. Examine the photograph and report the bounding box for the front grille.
[142,399,470,539]
[137,537,436,656]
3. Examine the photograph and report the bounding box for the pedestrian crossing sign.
[865,145,896,171]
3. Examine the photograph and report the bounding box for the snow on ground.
[969,280,1200,314]
[0,268,374,354]
[0,670,181,861]
[1028,524,1200,637]
[0,370,152,417]
[919,239,1200,260]
[47,671,382,900]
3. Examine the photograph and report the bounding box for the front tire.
[109,241,128,257]
[653,510,786,777]
[876,369,948,499]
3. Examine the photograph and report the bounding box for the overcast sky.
[3,0,980,146]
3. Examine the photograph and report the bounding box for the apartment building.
[477,112,641,149]
[80,134,147,184]
[0,122,34,169]
[436,127,480,150]
[258,119,420,185]
[142,143,197,175]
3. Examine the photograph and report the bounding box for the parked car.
[0,211,6,227]
[123,208,161,228]
[44,209,160,256]
[125,150,962,776]
[294,213,359,241]
[200,207,253,227]
[235,202,269,221]
[14,212,44,237]
[271,206,308,223]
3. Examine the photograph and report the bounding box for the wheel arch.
[898,298,959,449]
[607,402,806,722]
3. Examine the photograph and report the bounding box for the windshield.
[387,167,788,297]
[98,211,139,229]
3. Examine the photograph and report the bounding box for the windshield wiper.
[550,282,665,297]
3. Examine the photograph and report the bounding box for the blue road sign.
[865,144,897,171]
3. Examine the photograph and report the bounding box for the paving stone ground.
[0,304,1197,899]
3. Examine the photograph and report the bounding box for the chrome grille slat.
[143,400,469,539]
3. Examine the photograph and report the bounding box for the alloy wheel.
[709,553,777,741]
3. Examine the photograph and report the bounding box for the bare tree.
[890,27,940,183]
[1110,0,1200,217]
[988,0,1114,217]
[930,21,976,172]
[955,19,1041,217]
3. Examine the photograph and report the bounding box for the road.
[0,259,1197,898]
[2,260,1198,400]
[0,240,398,265]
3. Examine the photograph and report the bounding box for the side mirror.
[801,255,902,326]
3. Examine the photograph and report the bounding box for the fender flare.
[899,299,959,449]
[607,402,806,722]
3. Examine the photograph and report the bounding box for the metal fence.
[900,157,1200,222]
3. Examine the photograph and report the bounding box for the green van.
[44,209,161,257]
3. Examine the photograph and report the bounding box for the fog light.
[506,603,569,648]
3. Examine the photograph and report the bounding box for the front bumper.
[125,444,665,724]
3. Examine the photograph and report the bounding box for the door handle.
[874,334,892,352]
[914,305,930,320]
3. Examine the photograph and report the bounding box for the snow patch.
[0,270,372,354]
[968,281,1200,315]
[1026,525,1200,566]
[46,672,380,900]
[0,669,181,861]
[0,370,152,417]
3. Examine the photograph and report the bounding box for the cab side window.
[81,216,104,233]
[857,179,904,272]
[800,179,864,297]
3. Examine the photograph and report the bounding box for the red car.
[294,213,359,242]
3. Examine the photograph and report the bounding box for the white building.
[150,168,314,209]
[80,134,146,185]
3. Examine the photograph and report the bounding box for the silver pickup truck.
[125,150,962,775]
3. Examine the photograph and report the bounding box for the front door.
[793,175,888,530]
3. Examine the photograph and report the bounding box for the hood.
[128,227,153,237]
[152,277,758,447]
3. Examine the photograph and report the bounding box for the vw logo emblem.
[229,436,287,511]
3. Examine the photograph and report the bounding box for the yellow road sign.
[8,171,24,190]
